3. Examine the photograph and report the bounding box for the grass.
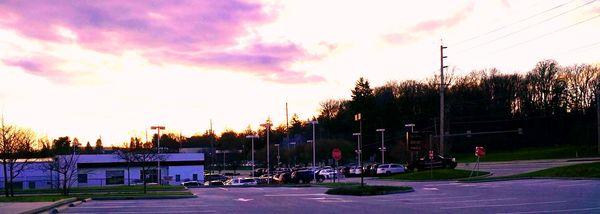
[454,145,598,163]
[0,185,193,202]
[383,169,489,181]
[325,185,412,196]
[316,182,360,188]
[9,185,184,195]
[0,195,71,202]
[462,162,600,182]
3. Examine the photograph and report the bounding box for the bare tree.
[114,141,136,186]
[44,145,80,196]
[130,142,166,194]
[0,119,15,197]
[5,128,35,196]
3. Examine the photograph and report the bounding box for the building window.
[175,174,181,182]
[78,174,88,183]
[106,170,125,185]
[193,174,198,181]
[140,169,158,183]
[28,181,36,189]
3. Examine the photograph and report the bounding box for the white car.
[377,164,406,175]
[318,169,338,179]
[349,166,363,175]
[227,178,258,186]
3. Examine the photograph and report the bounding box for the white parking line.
[65,211,216,214]
[405,197,517,205]
[441,200,567,209]
[497,207,600,214]
[377,195,480,202]
[264,193,327,197]
[422,187,439,191]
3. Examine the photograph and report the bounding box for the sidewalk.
[0,202,53,214]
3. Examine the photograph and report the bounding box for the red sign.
[475,146,486,157]
[332,148,342,161]
[428,150,434,159]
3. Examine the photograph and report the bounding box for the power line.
[456,0,598,55]
[494,13,600,53]
[452,0,579,46]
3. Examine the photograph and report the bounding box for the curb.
[91,195,197,200]
[458,176,600,183]
[20,197,77,214]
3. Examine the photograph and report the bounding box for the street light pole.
[405,124,415,161]
[309,120,318,182]
[261,122,272,184]
[275,144,280,167]
[150,125,165,185]
[246,135,259,177]
[377,129,385,164]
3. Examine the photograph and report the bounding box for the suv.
[376,164,406,175]
[204,174,229,183]
[227,178,258,186]
[408,155,457,171]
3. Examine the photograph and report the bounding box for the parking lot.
[62,179,600,214]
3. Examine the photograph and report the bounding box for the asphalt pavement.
[62,179,600,214]
[456,158,600,177]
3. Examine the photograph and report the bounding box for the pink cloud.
[385,3,474,44]
[0,0,324,84]
[3,57,69,83]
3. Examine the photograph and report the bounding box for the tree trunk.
[9,166,14,197]
[127,163,130,186]
[142,169,147,194]
[2,160,8,197]
[62,173,68,196]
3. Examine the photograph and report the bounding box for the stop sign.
[332,148,342,161]
[475,146,486,157]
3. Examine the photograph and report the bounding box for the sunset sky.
[0,0,598,146]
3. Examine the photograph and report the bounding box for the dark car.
[204,180,225,186]
[408,155,457,171]
[181,181,201,188]
[204,174,229,183]
[291,169,314,184]
[367,163,379,176]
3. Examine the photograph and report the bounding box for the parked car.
[377,164,406,175]
[273,172,292,184]
[227,178,258,186]
[256,174,274,184]
[349,166,363,176]
[318,168,338,179]
[204,180,225,186]
[181,181,202,188]
[408,155,457,171]
[204,174,229,183]
[291,169,314,184]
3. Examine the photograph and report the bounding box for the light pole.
[353,132,363,187]
[275,144,280,167]
[354,113,363,187]
[260,122,272,184]
[309,120,318,182]
[405,124,415,162]
[376,129,386,164]
[150,125,165,185]
[245,135,259,177]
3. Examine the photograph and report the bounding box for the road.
[62,179,600,214]
[455,158,600,177]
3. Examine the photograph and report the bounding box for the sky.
[0,0,599,146]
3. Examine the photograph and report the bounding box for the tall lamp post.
[309,120,318,182]
[405,124,415,161]
[150,125,165,185]
[260,122,272,184]
[376,129,386,164]
[245,135,259,177]
[354,113,363,187]
[274,144,280,167]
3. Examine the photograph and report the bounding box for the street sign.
[475,146,486,157]
[408,132,424,151]
[332,148,342,161]
[428,150,434,159]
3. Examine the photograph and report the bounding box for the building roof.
[74,153,204,164]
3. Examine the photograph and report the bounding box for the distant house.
[0,153,205,190]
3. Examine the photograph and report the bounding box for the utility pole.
[309,120,318,182]
[354,113,364,187]
[286,102,290,151]
[439,44,448,155]
[377,129,385,164]
[597,87,599,155]
[261,122,272,184]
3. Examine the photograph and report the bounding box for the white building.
[0,153,204,190]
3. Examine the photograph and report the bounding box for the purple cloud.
[0,0,325,83]
[385,3,474,44]
[3,57,71,83]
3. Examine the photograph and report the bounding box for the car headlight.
[452,158,456,162]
